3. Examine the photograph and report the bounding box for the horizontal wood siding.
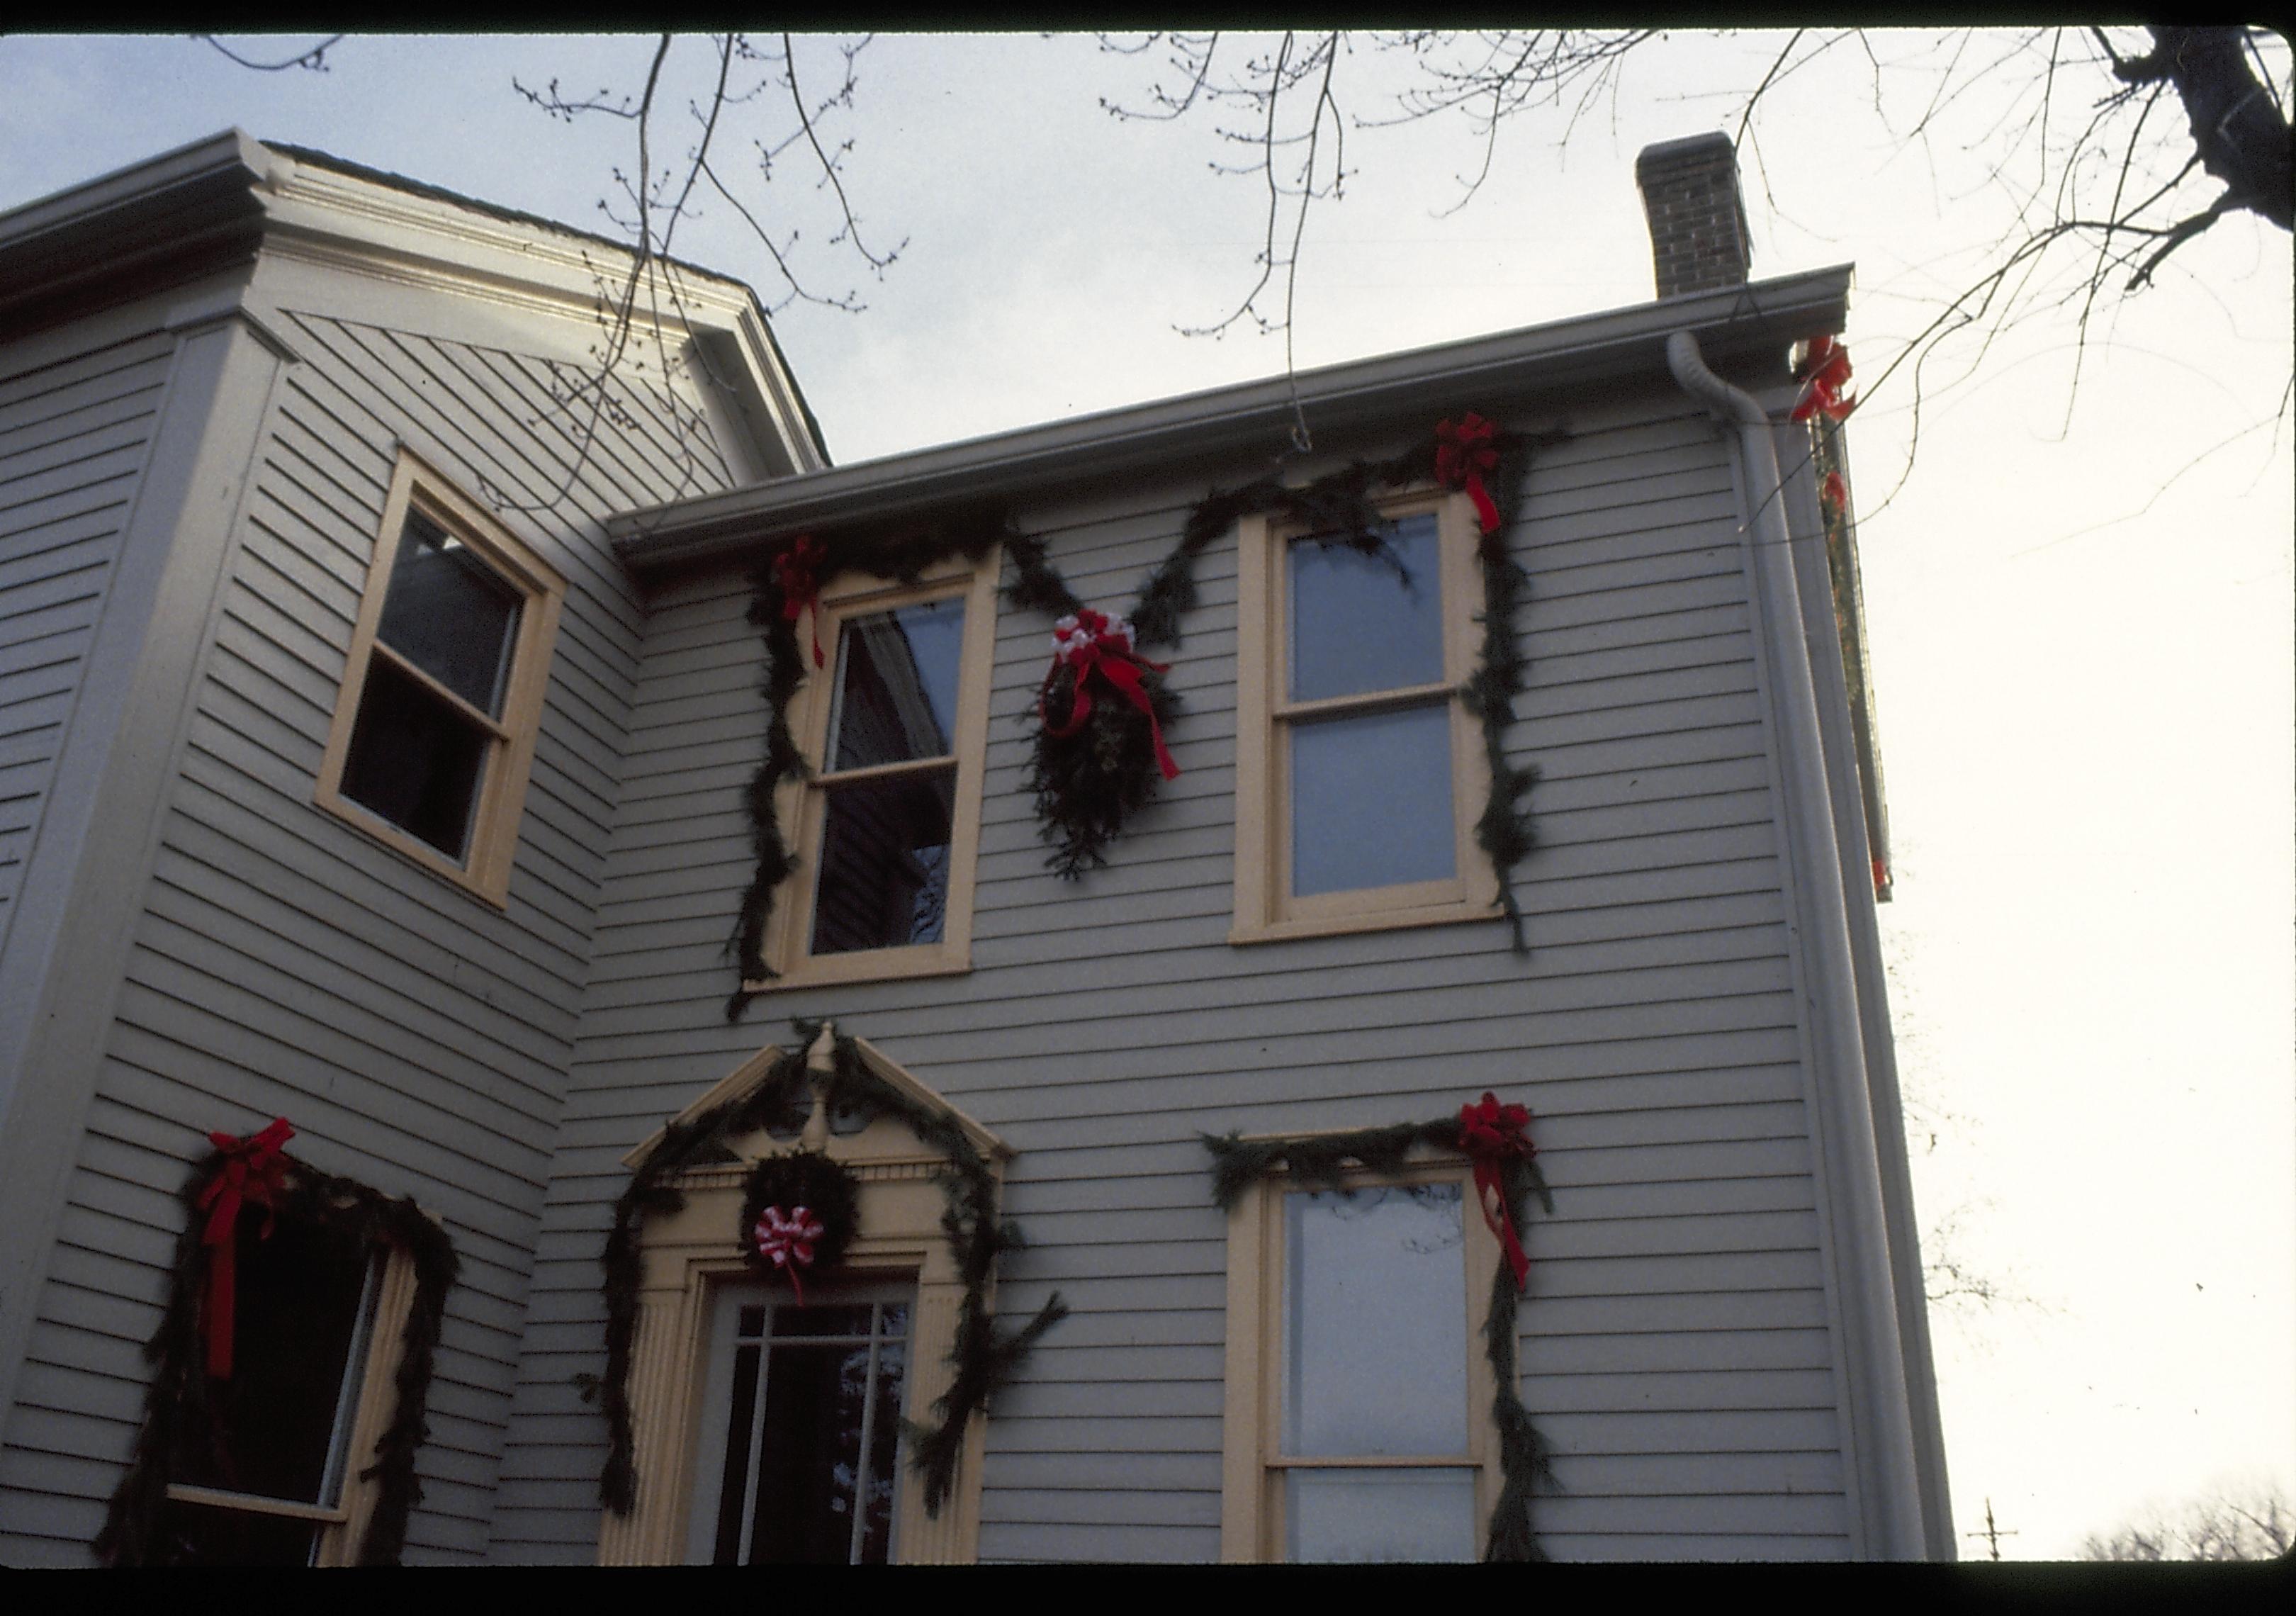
[500,391,1851,1561]
[0,330,173,961]
[0,282,747,1564]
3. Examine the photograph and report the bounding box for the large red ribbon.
[753,1204,826,1306]
[1037,610,1180,781]
[1792,337,1857,424]
[772,535,828,668]
[193,1118,294,1379]
[1435,413,1503,534]
[1458,1092,1535,1291]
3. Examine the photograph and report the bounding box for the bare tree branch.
[196,34,340,73]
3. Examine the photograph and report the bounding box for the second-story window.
[759,553,1001,987]
[316,450,564,906]
[1233,488,1497,942]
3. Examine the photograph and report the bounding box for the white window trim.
[1219,1147,1504,1561]
[314,447,565,907]
[750,551,1001,989]
[1232,487,1501,944]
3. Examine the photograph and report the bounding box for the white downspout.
[1665,329,1928,1559]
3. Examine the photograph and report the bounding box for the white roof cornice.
[607,263,1854,573]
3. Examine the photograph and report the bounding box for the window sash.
[757,556,998,987]
[1233,491,1497,941]
[315,451,563,907]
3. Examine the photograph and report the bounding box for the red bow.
[772,535,828,668]
[754,1204,827,1305]
[1038,610,1180,781]
[1435,413,1503,534]
[1457,1093,1535,1291]
[193,1118,295,1379]
[1792,337,1857,424]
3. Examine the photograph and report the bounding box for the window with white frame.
[1221,1162,1500,1561]
[157,1221,404,1564]
[316,450,564,905]
[759,556,999,987]
[1233,490,1495,942]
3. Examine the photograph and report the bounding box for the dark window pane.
[1290,702,1455,896]
[1289,514,1444,702]
[857,1337,907,1564]
[339,657,489,862]
[772,1304,874,1339]
[810,768,955,955]
[711,1343,763,1564]
[748,1342,874,1564]
[162,1213,380,1566]
[826,600,965,771]
[376,510,522,717]
[157,1497,322,1567]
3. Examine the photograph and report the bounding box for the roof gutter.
[611,265,1853,573]
[1665,327,1927,1560]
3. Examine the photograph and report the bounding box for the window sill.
[1229,899,1504,948]
[743,944,972,994]
[313,785,511,909]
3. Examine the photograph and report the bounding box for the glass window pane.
[1283,1184,1468,1458]
[1290,702,1455,897]
[376,510,523,717]
[810,768,956,955]
[339,656,490,863]
[156,1498,322,1567]
[857,1335,906,1564]
[1285,1468,1478,1563]
[169,1217,376,1508]
[772,1304,875,1339]
[1289,513,1444,702]
[826,599,966,771]
[748,1340,875,1564]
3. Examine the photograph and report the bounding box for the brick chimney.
[1635,132,1752,298]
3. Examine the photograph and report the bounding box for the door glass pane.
[1288,514,1443,702]
[1286,1468,1478,1563]
[811,768,956,954]
[339,656,489,862]
[1283,1184,1468,1457]
[376,510,522,717]
[827,599,966,770]
[1289,702,1455,897]
[714,1296,911,1565]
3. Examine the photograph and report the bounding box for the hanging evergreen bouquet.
[1028,607,1183,878]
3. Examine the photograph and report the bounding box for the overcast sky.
[6,31,2291,1559]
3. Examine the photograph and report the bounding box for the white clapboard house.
[0,130,1947,1564]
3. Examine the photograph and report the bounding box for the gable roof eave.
[604,262,1854,573]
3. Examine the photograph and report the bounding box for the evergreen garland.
[728,419,1566,1010]
[96,1145,459,1567]
[726,512,1011,1023]
[599,1020,1066,1519]
[1203,1113,1558,1563]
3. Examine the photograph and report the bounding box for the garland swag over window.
[1205,1106,1558,1562]
[96,1140,458,1567]
[728,418,1565,1017]
[599,1021,1067,1519]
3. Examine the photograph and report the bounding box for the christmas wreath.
[737,1149,860,1304]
